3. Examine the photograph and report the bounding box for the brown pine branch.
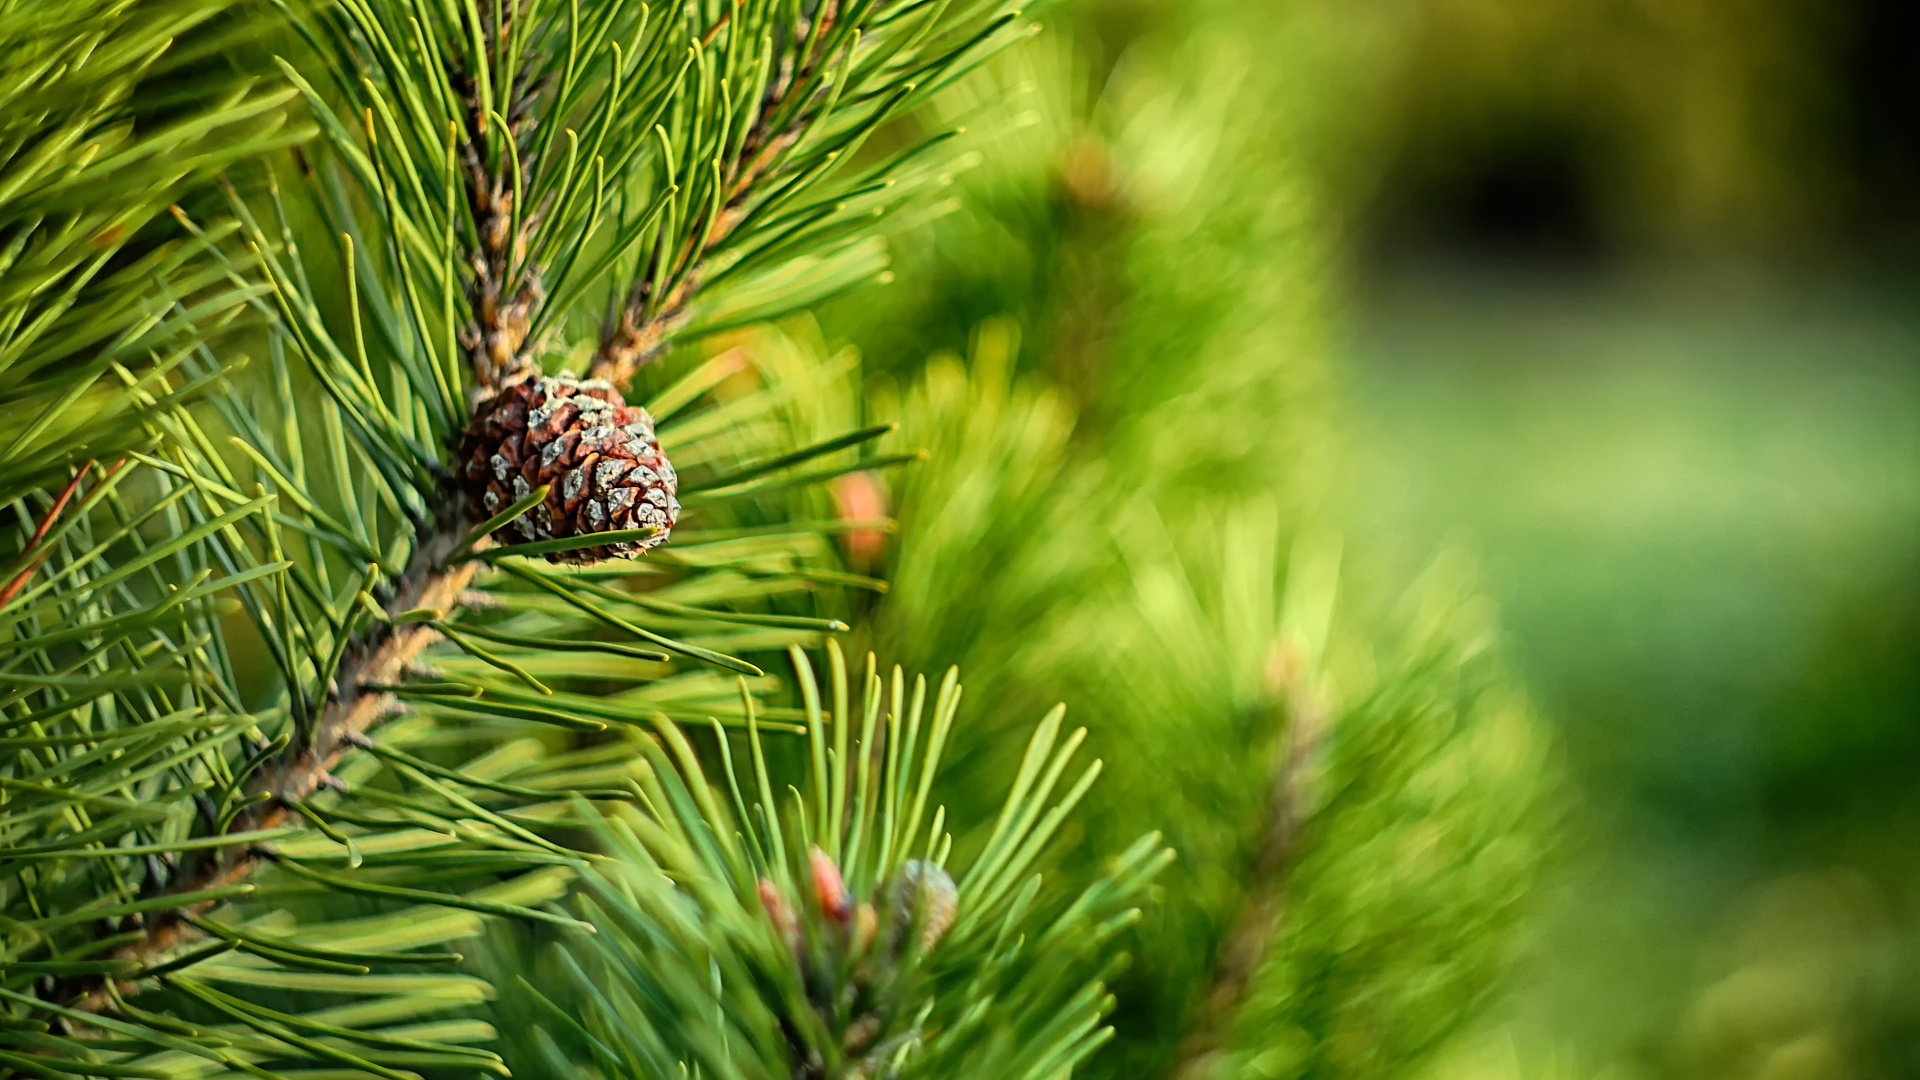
[588,129,806,388]
[453,63,547,388]
[67,524,482,1015]
[64,14,545,1017]
[589,0,840,389]
[1171,644,1330,1080]
[0,459,124,612]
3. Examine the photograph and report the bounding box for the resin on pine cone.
[457,372,679,563]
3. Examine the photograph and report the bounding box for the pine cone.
[457,372,680,563]
[893,860,957,953]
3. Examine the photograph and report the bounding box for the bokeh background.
[837,0,1920,1075]
[1332,2,1920,1077]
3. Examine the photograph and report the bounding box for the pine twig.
[588,132,802,387]
[0,459,123,611]
[454,63,545,387]
[70,524,482,1014]
[1171,646,1330,1080]
[588,1,839,388]
[70,6,562,1016]
[66,98,514,1005]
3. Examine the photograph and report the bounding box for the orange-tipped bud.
[758,878,799,948]
[833,472,889,572]
[809,846,852,923]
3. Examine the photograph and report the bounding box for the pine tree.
[1,1,1553,1078]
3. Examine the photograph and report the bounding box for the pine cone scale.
[458,372,680,563]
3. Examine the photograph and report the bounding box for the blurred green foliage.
[0,0,302,503]
[1350,268,1920,1079]
[809,0,1561,1073]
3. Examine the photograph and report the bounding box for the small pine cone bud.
[843,1013,882,1056]
[457,371,679,563]
[851,901,878,957]
[758,878,800,950]
[832,471,889,572]
[893,860,957,954]
[810,846,852,923]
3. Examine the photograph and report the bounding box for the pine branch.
[65,522,483,1014]
[1170,648,1329,1080]
[1197,564,1556,1079]
[453,23,543,387]
[498,643,1173,1077]
[0,459,121,611]
[587,5,836,388]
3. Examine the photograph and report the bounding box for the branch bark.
[453,64,544,387]
[588,1,838,389]
[68,524,481,1015]
[1171,645,1330,1080]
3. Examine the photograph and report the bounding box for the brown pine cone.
[457,372,679,563]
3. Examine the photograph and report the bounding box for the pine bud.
[851,901,878,957]
[833,471,889,571]
[457,371,679,563]
[809,846,852,923]
[843,1013,881,1055]
[893,860,957,953]
[758,878,799,950]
